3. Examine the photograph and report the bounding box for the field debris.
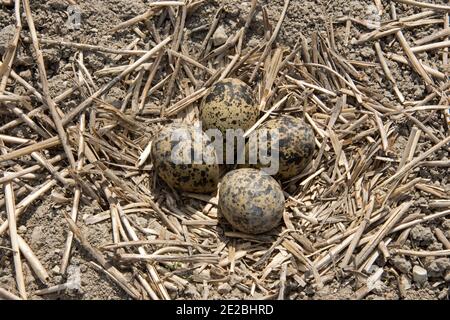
[0,0,449,300]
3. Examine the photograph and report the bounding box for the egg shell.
[246,115,315,180]
[218,168,285,234]
[200,78,259,135]
[151,123,220,193]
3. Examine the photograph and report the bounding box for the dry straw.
[0,0,449,300]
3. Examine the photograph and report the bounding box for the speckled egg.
[218,168,285,234]
[200,78,259,134]
[151,123,220,193]
[246,115,315,180]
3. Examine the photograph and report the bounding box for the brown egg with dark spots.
[200,78,259,134]
[151,123,220,193]
[218,168,285,234]
[246,115,315,180]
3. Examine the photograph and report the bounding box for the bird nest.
[0,0,449,300]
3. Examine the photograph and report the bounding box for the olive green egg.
[246,115,315,180]
[218,168,285,234]
[200,78,259,134]
[151,123,220,193]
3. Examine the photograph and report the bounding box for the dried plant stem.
[6,104,50,139]
[354,202,412,267]
[34,282,75,295]
[374,42,404,102]
[138,52,163,112]
[393,0,450,12]
[63,211,141,299]
[0,154,64,185]
[287,76,337,97]
[0,136,60,162]
[61,113,86,274]
[101,239,195,250]
[404,114,441,148]
[219,30,245,81]
[391,210,450,234]
[373,0,383,14]
[0,170,69,236]
[378,135,450,188]
[340,198,375,268]
[278,262,287,300]
[243,96,288,138]
[164,87,207,116]
[199,6,223,57]
[62,36,171,125]
[283,239,323,288]
[117,205,170,300]
[17,235,49,283]
[374,112,389,151]
[118,253,219,263]
[386,52,445,80]
[420,160,450,167]
[250,0,290,82]
[168,49,214,74]
[4,174,27,299]
[31,152,69,187]
[110,8,157,33]
[29,37,148,55]
[162,57,182,113]
[410,40,450,53]
[0,87,75,133]
[0,287,21,300]
[391,249,450,257]
[23,0,76,168]
[395,31,434,85]
[0,134,31,145]
[136,273,159,300]
[162,5,187,112]
[0,0,21,93]
[354,268,384,299]
[390,3,433,86]
[103,188,120,244]
[444,14,449,66]
[435,228,450,249]
[415,28,450,46]
[1,0,449,300]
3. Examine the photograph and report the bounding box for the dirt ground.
[0,0,449,300]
